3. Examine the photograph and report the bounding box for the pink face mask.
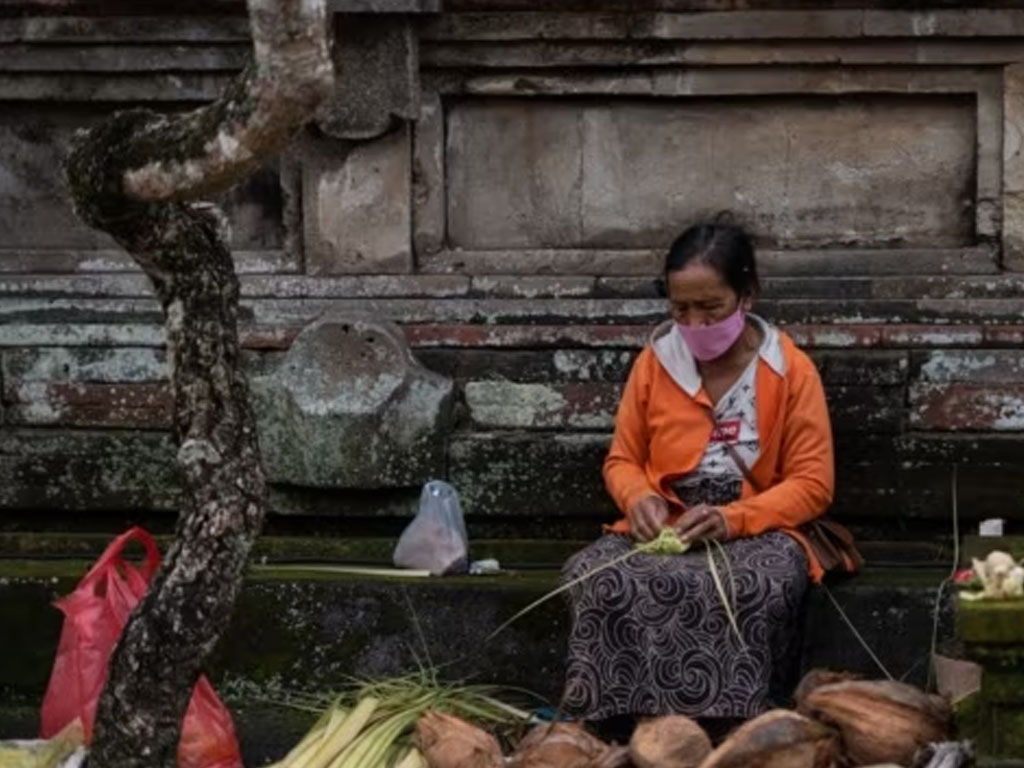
[677,307,747,361]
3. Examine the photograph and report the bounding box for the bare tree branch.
[123,0,331,202]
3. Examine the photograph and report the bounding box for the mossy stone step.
[0,554,956,764]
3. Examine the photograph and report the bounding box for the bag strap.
[79,527,161,592]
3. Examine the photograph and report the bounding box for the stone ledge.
[4,272,1024,300]
[0,557,952,707]
[0,556,957,760]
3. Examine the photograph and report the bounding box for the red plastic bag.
[40,527,243,768]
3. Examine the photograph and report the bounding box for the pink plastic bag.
[40,527,243,768]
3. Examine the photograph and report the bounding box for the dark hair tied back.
[662,212,759,298]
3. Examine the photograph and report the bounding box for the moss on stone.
[958,599,1024,645]
[0,533,590,568]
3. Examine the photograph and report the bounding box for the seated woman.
[561,219,834,738]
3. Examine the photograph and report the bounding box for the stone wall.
[2,1,1024,542]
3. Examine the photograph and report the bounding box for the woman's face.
[666,261,751,327]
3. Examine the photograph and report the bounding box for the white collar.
[651,313,786,398]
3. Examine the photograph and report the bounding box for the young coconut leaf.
[488,528,745,647]
[486,528,692,641]
[706,539,744,648]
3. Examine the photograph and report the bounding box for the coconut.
[793,669,861,712]
[414,711,503,768]
[695,709,838,768]
[508,722,615,768]
[630,715,712,768]
[798,679,951,766]
[593,745,632,768]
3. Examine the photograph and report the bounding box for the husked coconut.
[793,669,861,712]
[593,745,632,768]
[696,710,838,768]
[630,715,712,768]
[798,679,950,766]
[508,722,615,768]
[415,711,503,768]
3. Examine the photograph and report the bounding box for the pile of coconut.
[414,671,964,768]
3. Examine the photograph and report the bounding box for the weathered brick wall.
[2,1,1023,541]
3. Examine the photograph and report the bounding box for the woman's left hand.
[675,504,729,542]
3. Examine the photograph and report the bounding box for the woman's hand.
[675,504,729,542]
[628,495,670,542]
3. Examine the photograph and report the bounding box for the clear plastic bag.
[393,481,469,575]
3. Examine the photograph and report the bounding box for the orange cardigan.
[604,319,835,582]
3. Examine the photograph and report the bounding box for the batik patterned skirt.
[560,530,808,720]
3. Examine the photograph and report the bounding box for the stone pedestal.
[957,599,1024,763]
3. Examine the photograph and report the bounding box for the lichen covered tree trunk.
[63,3,333,767]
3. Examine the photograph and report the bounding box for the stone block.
[1004,63,1024,272]
[810,350,909,386]
[0,71,228,101]
[421,36,1024,70]
[878,325,987,349]
[825,386,905,435]
[0,42,247,73]
[912,350,1024,384]
[2,346,167,384]
[250,313,453,488]
[0,429,181,511]
[1003,194,1024,271]
[897,433,1024,466]
[244,295,666,326]
[463,380,621,429]
[412,91,445,255]
[0,15,250,44]
[958,598,1024,760]
[421,246,998,277]
[448,432,613,518]
[862,9,1024,38]
[650,10,865,40]
[303,126,413,274]
[445,96,975,250]
[316,16,418,140]
[404,324,651,349]
[449,62,994,100]
[239,274,469,299]
[910,383,1024,431]
[416,348,637,383]
[4,382,172,428]
[420,12,630,42]
[469,275,595,298]
[421,248,663,276]
[447,99,584,249]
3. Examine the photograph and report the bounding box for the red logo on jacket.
[710,419,741,444]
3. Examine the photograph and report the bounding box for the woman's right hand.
[628,494,670,542]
